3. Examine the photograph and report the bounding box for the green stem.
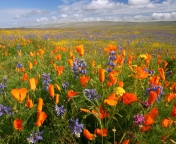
[119,132,126,144]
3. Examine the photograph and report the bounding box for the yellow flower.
[138,54,147,60]
[113,87,125,96]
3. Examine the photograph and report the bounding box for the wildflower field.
[0,24,176,144]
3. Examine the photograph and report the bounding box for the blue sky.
[0,0,176,28]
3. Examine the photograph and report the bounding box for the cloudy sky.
[0,0,176,28]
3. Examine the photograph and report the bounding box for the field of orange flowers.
[0,28,176,144]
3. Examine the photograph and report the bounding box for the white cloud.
[36,17,49,22]
[60,14,68,18]
[128,0,150,5]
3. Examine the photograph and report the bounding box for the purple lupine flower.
[83,89,101,101]
[42,73,52,90]
[133,114,145,126]
[0,104,13,116]
[71,58,87,77]
[146,84,164,101]
[166,71,173,77]
[143,68,155,75]
[69,118,83,138]
[0,77,7,94]
[54,105,66,116]
[27,131,43,144]
[62,82,69,89]
[16,62,23,68]
[17,44,21,51]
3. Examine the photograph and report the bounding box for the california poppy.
[121,49,126,57]
[67,90,78,99]
[37,98,43,112]
[161,118,173,128]
[36,111,47,127]
[80,108,90,113]
[94,128,107,137]
[67,59,73,67]
[144,114,155,125]
[38,49,44,55]
[29,78,38,91]
[140,125,151,132]
[92,106,109,119]
[22,72,28,81]
[104,93,118,106]
[11,88,28,103]
[76,45,84,56]
[165,93,176,103]
[118,80,124,88]
[99,69,105,83]
[83,129,94,140]
[28,61,33,70]
[170,103,176,117]
[25,96,34,108]
[13,119,23,131]
[148,91,157,105]
[158,68,165,81]
[55,94,59,104]
[135,67,149,79]
[56,66,64,76]
[122,139,130,144]
[80,75,90,87]
[122,92,137,105]
[91,60,95,68]
[48,84,55,98]
[55,83,61,91]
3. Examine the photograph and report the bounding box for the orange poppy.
[148,91,157,105]
[76,45,84,56]
[55,83,61,91]
[92,106,109,119]
[122,92,137,105]
[33,60,38,65]
[29,78,38,91]
[36,111,47,127]
[170,82,176,90]
[94,128,107,137]
[80,75,90,87]
[25,96,34,108]
[121,49,126,57]
[118,80,124,88]
[48,84,55,98]
[83,129,94,140]
[163,61,168,68]
[22,72,28,81]
[144,114,155,125]
[127,55,133,65]
[164,80,170,88]
[80,108,90,113]
[140,125,151,132]
[91,60,95,68]
[56,66,64,76]
[161,118,173,128]
[54,54,61,60]
[150,75,161,86]
[170,103,176,117]
[13,119,23,131]
[28,61,33,70]
[104,93,118,106]
[67,90,78,98]
[67,59,73,67]
[135,67,149,79]
[29,51,34,57]
[11,88,28,103]
[37,98,43,112]
[122,139,130,144]
[55,94,59,104]
[149,107,159,119]
[165,93,176,103]
[99,69,105,83]
[38,49,44,55]
[158,68,165,81]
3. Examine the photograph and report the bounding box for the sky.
[0,0,176,28]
